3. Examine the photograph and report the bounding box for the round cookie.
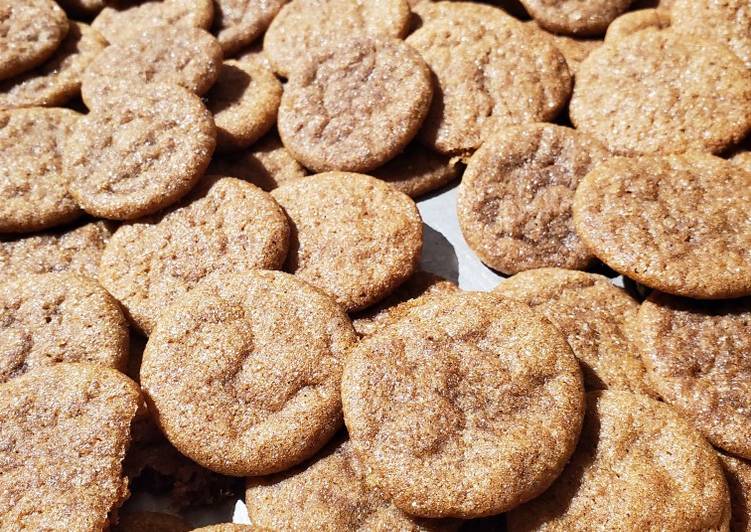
[507,390,731,531]
[605,8,671,43]
[0,0,69,81]
[0,107,81,233]
[263,0,411,78]
[141,270,357,476]
[719,452,751,532]
[81,26,222,109]
[113,512,190,532]
[65,84,216,220]
[0,363,141,531]
[0,23,108,109]
[527,21,602,76]
[573,153,751,299]
[213,0,287,56]
[405,2,571,156]
[207,59,282,152]
[271,172,423,312]
[99,176,290,334]
[342,291,585,518]
[570,30,751,156]
[457,123,608,274]
[519,0,632,36]
[494,268,653,395]
[278,36,432,173]
[371,143,462,198]
[638,293,751,458]
[732,151,751,174]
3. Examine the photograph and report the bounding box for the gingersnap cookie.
[719,452,751,532]
[113,512,191,532]
[527,22,601,76]
[520,0,631,36]
[81,26,222,109]
[571,30,751,156]
[207,59,282,153]
[0,23,107,109]
[342,291,584,518]
[272,172,422,311]
[406,2,571,156]
[457,123,607,274]
[141,270,356,476]
[732,151,751,174]
[371,143,462,198]
[213,0,287,56]
[0,0,69,81]
[0,107,81,233]
[278,36,432,173]
[99,176,289,334]
[638,293,751,458]
[605,8,671,42]
[573,153,751,299]
[0,363,141,530]
[65,84,216,220]
[494,268,652,395]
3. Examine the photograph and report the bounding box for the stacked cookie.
[1,0,751,530]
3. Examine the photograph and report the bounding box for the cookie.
[406,2,571,156]
[65,84,216,220]
[508,390,731,530]
[638,293,751,458]
[0,107,81,233]
[0,0,69,81]
[342,291,584,518]
[213,0,287,56]
[0,363,141,530]
[457,123,607,274]
[573,153,751,299]
[278,36,432,173]
[732,151,751,174]
[0,23,107,109]
[99,176,289,334]
[719,452,751,532]
[141,270,357,476]
[570,30,751,156]
[495,268,653,395]
[81,25,222,109]
[113,512,191,532]
[519,0,632,35]
[263,0,411,78]
[371,143,462,198]
[272,172,423,311]
[604,8,671,43]
[246,437,460,531]
[527,21,601,75]
[207,59,282,152]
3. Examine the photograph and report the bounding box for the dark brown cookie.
[213,0,287,56]
[519,0,632,35]
[371,143,462,198]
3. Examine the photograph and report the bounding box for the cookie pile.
[1,0,751,530]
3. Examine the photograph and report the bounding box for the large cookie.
[573,153,751,299]
[519,0,632,35]
[213,0,287,56]
[370,143,461,198]
[342,291,584,518]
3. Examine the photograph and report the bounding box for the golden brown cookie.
[207,59,282,152]
[573,154,751,299]
[263,0,411,78]
[519,0,632,35]
[65,84,216,220]
[114,512,191,532]
[213,0,287,56]
[719,452,751,532]
[732,150,751,174]
[508,390,731,531]
[272,172,423,311]
[526,21,601,76]
[0,107,81,233]
[278,36,432,173]
[638,293,751,458]
[457,123,607,274]
[141,270,357,476]
[371,143,461,198]
[0,363,141,530]
[406,2,571,156]
[99,176,289,334]
[342,291,584,518]
[604,8,671,43]
[571,30,751,156]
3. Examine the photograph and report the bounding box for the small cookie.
[638,293,751,458]
[526,21,601,76]
[519,0,632,35]
[278,36,432,173]
[495,268,653,395]
[213,0,287,56]
[0,363,141,530]
[141,271,357,476]
[371,143,462,198]
[65,84,216,220]
[0,0,69,81]
[99,176,289,334]
[272,172,423,312]
[263,0,411,78]
[507,390,731,530]
[406,2,571,156]
[0,107,81,233]
[605,8,671,43]
[719,452,751,532]
[0,23,107,109]
[81,26,222,109]
[573,154,751,299]
[571,30,751,155]
[207,59,282,152]
[457,123,608,274]
[113,512,191,532]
